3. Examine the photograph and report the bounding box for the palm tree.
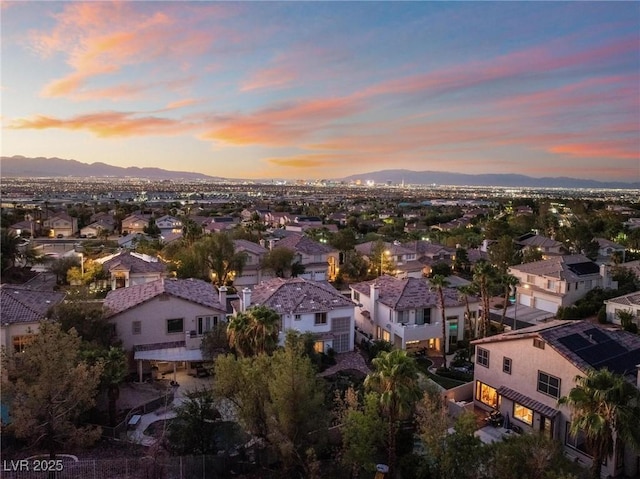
[499,273,519,329]
[364,349,421,474]
[227,313,253,357]
[246,305,280,356]
[473,261,496,338]
[101,347,128,427]
[559,368,640,479]
[430,274,450,369]
[458,283,479,340]
[1,228,22,270]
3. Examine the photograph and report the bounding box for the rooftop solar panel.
[583,328,610,344]
[575,342,627,367]
[597,350,640,376]
[558,333,592,351]
[567,262,600,276]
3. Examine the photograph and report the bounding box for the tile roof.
[509,254,600,281]
[350,275,476,311]
[605,290,640,307]
[1,284,66,325]
[355,241,415,257]
[250,277,354,315]
[274,234,336,256]
[98,251,166,274]
[516,234,562,249]
[234,239,268,256]
[104,278,225,317]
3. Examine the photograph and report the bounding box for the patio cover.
[497,385,559,418]
[134,347,203,362]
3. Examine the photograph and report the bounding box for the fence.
[1,454,259,479]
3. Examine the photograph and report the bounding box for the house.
[355,241,424,278]
[508,254,617,315]
[0,285,65,354]
[515,233,564,258]
[155,215,183,234]
[43,212,78,237]
[350,275,479,353]
[232,239,272,288]
[121,214,149,234]
[472,320,640,478]
[406,240,456,276]
[233,277,356,353]
[273,233,339,281]
[118,232,151,249]
[596,238,626,264]
[8,220,39,238]
[80,218,114,238]
[104,278,227,379]
[96,251,166,289]
[604,291,640,327]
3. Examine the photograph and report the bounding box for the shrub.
[597,306,607,324]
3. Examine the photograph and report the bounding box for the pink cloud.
[549,141,639,160]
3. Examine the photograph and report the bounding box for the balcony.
[185,331,203,350]
[386,322,441,343]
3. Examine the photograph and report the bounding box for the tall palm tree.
[246,305,281,356]
[227,313,253,357]
[458,283,479,340]
[499,273,520,329]
[430,275,450,369]
[364,349,421,474]
[473,261,496,338]
[1,228,22,271]
[559,368,640,479]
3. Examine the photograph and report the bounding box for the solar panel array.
[557,330,638,375]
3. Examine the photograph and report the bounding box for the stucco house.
[596,237,626,264]
[121,214,149,234]
[233,277,356,353]
[155,215,183,234]
[272,233,339,282]
[472,320,640,478]
[232,239,272,288]
[43,212,78,237]
[0,285,65,354]
[355,241,424,278]
[604,291,640,327]
[95,251,166,290]
[508,254,617,315]
[350,275,479,353]
[515,233,564,258]
[104,278,227,380]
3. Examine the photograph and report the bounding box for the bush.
[597,306,607,324]
[436,367,473,382]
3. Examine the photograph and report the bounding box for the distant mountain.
[0,156,222,180]
[341,169,640,189]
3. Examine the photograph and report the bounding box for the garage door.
[534,298,559,314]
[519,295,532,307]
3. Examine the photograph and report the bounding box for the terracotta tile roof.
[234,239,268,256]
[509,254,599,281]
[605,291,640,307]
[274,234,336,256]
[350,276,474,311]
[0,284,65,325]
[250,277,354,315]
[104,278,225,317]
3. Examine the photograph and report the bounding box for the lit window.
[513,402,533,425]
[477,347,490,368]
[167,318,184,334]
[314,341,324,354]
[537,371,560,398]
[503,357,512,374]
[475,381,499,408]
[315,312,327,325]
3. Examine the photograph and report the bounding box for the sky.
[1,1,639,182]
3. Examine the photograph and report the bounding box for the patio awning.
[497,385,559,418]
[134,347,203,362]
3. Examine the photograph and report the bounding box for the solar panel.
[583,328,610,344]
[597,350,640,376]
[575,342,627,367]
[558,333,591,351]
[567,262,600,276]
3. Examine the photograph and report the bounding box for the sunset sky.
[2,1,639,181]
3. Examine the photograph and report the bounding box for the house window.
[503,357,512,374]
[132,321,142,335]
[416,308,431,325]
[314,341,325,354]
[475,381,499,408]
[315,312,327,325]
[476,347,489,368]
[537,371,560,399]
[526,274,535,284]
[167,318,184,334]
[197,316,218,335]
[513,402,533,425]
[533,338,545,349]
[448,320,458,347]
[12,335,35,353]
[398,310,409,324]
[547,280,556,290]
[353,291,360,301]
[565,421,590,456]
[294,314,302,321]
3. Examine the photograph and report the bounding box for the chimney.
[259,239,266,248]
[268,239,275,250]
[370,282,379,325]
[218,285,227,307]
[369,282,380,301]
[242,287,252,312]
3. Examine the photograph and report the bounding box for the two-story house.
[515,233,564,258]
[121,214,150,235]
[350,275,479,353]
[155,215,183,234]
[596,238,626,265]
[104,278,227,380]
[355,241,424,278]
[234,277,355,353]
[406,240,457,276]
[272,233,339,281]
[43,212,78,237]
[604,291,640,327]
[0,285,66,355]
[232,239,272,288]
[508,254,617,315]
[472,320,640,478]
[96,251,166,290]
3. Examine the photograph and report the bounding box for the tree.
[453,247,471,274]
[499,273,519,328]
[488,235,520,274]
[473,260,496,338]
[371,240,395,276]
[168,387,221,455]
[522,247,544,264]
[195,233,248,286]
[200,322,229,360]
[458,283,479,339]
[53,300,117,349]
[143,218,161,237]
[49,256,80,285]
[330,227,357,258]
[261,247,298,278]
[2,322,103,458]
[429,261,452,278]
[430,274,450,369]
[100,347,128,427]
[559,368,640,479]
[246,305,281,356]
[227,313,253,357]
[340,250,369,281]
[1,228,21,270]
[364,349,421,474]
[616,310,638,334]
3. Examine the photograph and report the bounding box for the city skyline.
[1,1,639,182]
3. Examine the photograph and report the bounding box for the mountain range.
[2,156,638,189]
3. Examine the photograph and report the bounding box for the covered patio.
[134,345,204,384]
